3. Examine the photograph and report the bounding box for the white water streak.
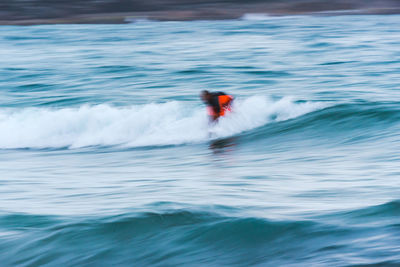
[0,96,325,149]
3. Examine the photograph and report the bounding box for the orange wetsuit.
[206,92,233,118]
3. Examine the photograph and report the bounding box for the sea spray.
[0,96,325,149]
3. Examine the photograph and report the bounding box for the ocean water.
[0,14,400,266]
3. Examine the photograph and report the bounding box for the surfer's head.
[201,90,211,103]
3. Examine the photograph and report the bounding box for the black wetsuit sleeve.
[209,95,220,114]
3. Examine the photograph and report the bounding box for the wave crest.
[0,96,324,149]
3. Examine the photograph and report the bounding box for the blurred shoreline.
[1,0,400,25]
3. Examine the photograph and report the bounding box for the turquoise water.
[1,15,400,266]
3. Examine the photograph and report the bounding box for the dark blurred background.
[1,0,400,24]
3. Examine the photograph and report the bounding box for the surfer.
[201,90,234,123]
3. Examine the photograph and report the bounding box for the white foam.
[241,13,305,21]
[124,17,153,23]
[241,13,274,21]
[0,96,325,149]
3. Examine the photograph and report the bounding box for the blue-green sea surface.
[0,14,400,266]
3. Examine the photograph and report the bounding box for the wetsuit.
[206,92,233,119]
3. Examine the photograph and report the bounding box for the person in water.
[201,90,234,122]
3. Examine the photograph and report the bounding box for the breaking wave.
[0,96,325,149]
